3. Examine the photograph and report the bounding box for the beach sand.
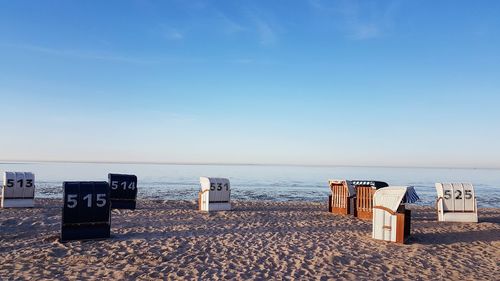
[0,199,499,280]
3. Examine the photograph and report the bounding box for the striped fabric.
[404,186,420,203]
[351,181,373,186]
[351,180,389,189]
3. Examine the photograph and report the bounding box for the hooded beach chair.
[199,177,231,212]
[372,186,419,244]
[328,180,356,215]
[1,172,35,208]
[328,180,388,217]
[352,180,389,220]
[435,183,478,222]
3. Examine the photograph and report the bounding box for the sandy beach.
[0,199,498,280]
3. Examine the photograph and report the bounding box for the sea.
[0,162,498,208]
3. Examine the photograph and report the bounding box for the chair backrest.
[3,171,35,199]
[373,186,408,213]
[200,177,231,202]
[356,185,376,214]
[352,181,388,211]
[329,180,349,209]
[328,179,355,197]
[435,183,476,212]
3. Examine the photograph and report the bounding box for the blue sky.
[0,0,499,168]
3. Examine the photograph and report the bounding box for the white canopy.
[373,186,409,213]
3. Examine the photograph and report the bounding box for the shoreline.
[1,199,499,280]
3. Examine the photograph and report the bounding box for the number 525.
[444,190,472,200]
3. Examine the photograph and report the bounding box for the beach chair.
[353,180,388,220]
[372,186,418,244]
[328,180,356,215]
[108,173,138,209]
[61,181,111,241]
[199,177,231,212]
[435,183,478,222]
[1,172,35,208]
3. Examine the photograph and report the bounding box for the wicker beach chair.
[352,181,388,220]
[328,180,356,215]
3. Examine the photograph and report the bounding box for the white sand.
[0,199,499,280]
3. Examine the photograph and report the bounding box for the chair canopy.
[374,186,419,212]
[351,180,389,189]
[404,186,420,204]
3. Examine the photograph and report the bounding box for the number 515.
[66,194,107,208]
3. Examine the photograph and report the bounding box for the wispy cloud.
[1,42,158,64]
[310,0,399,40]
[215,10,246,34]
[213,5,279,46]
[346,22,381,40]
[227,58,276,65]
[253,16,277,45]
[160,24,184,41]
[1,42,276,66]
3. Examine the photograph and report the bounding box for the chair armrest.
[373,205,396,215]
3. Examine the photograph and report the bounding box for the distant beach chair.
[372,186,419,244]
[1,172,35,208]
[328,180,356,215]
[199,177,231,212]
[435,183,478,222]
[328,180,388,217]
[353,180,389,220]
[108,173,138,209]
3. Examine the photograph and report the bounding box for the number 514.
[110,181,136,190]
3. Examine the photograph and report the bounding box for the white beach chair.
[372,186,413,244]
[199,177,231,212]
[435,183,478,222]
[1,171,35,208]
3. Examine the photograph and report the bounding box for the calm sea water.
[0,162,499,208]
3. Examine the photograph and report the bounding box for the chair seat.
[441,212,478,223]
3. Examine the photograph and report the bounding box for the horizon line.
[0,159,499,171]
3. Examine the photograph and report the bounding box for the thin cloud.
[230,58,255,64]
[338,0,384,40]
[1,43,159,64]
[347,22,381,40]
[214,10,246,34]
[160,24,184,41]
[310,0,399,40]
[215,7,278,45]
[254,17,277,45]
[308,0,323,10]
[227,58,276,65]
